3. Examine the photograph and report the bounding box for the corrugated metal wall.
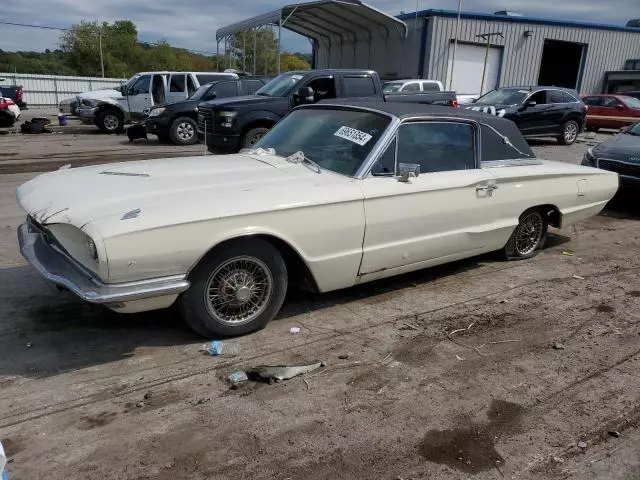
[0,73,125,106]
[426,16,640,94]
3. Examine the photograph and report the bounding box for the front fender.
[238,110,282,130]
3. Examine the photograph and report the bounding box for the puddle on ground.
[596,304,615,313]
[418,399,524,474]
[628,291,640,298]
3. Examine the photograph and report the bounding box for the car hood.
[78,88,123,101]
[16,154,362,237]
[595,133,640,160]
[198,95,283,109]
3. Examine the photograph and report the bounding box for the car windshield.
[625,122,640,136]
[382,82,403,93]
[475,89,529,105]
[189,83,214,101]
[254,108,391,177]
[255,73,304,97]
[621,96,640,109]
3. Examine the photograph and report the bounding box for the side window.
[548,90,565,104]
[212,81,239,99]
[307,77,337,102]
[397,122,475,173]
[370,138,397,176]
[402,82,420,93]
[529,90,547,105]
[343,76,376,97]
[421,82,441,92]
[583,96,602,106]
[187,75,197,97]
[603,97,620,108]
[130,75,151,95]
[562,91,578,103]
[241,79,264,95]
[196,74,235,84]
[170,74,186,93]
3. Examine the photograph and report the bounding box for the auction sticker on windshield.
[334,126,373,146]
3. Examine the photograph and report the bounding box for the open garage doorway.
[537,39,585,89]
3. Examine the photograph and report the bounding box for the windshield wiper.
[286,151,322,174]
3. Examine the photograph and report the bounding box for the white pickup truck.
[382,79,478,105]
[65,71,237,133]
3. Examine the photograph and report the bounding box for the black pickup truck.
[197,69,457,152]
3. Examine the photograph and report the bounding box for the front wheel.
[242,127,270,149]
[96,108,124,134]
[180,239,288,337]
[558,120,579,145]
[503,209,548,260]
[170,116,198,145]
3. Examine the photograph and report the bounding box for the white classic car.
[17,102,619,337]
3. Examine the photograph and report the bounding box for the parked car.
[0,84,27,109]
[16,102,618,337]
[581,94,640,131]
[140,77,271,145]
[467,86,587,145]
[582,121,640,189]
[382,79,477,105]
[0,96,21,128]
[617,91,640,100]
[197,69,458,152]
[74,71,237,133]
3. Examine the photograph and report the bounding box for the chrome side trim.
[18,222,190,304]
[482,159,543,168]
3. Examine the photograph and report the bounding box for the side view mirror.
[616,104,624,111]
[397,163,420,182]
[524,100,537,108]
[295,86,315,104]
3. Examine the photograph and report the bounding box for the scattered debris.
[498,299,508,304]
[247,361,324,383]
[552,342,566,350]
[25,342,32,348]
[399,322,420,331]
[456,355,465,361]
[228,371,249,385]
[143,391,153,400]
[201,341,240,356]
[577,441,588,450]
[552,456,565,463]
[193,398,210,406]
[608,430,620,438]
[290,325,301,334]
[135,402,145,408]
[572,275,585,280]
[614,241,623,246]
[338,354,350,360]
[562,250,574,256]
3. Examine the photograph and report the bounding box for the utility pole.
[448,0,462,90]
[253,29,257,75]
[243,33,246,73]
[476,32,503,95]
[99,28,105,78]
[277,18,282,74]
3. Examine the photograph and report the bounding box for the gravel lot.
[1,117,639,480]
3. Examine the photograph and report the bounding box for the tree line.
[0,20,311,78]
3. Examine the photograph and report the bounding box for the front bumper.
[76,106,99,124]
[18,221,190,305]
[203,132,241,151]
[142,116,171,136]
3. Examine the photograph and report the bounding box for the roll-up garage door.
[447,43,501,96]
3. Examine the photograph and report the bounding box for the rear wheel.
[170,116,198,145]
[180,239,288,337]
[503,209,548,260]
[96,108,124,134]
[242,127,270,149]
[558,119,579,145]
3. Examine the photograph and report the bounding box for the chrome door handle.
[476,184,498,191]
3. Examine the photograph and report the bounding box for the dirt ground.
[1,117,639,480]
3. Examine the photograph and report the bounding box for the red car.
[582,94,640,131]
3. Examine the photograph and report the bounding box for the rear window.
[562,91,579,103]
[548,90,565,104]
[343,76,376,97]
[421,82,441,92]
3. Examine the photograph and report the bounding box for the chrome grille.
[598,159,640,178]
[198,110,213,132]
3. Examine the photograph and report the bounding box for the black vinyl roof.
[303,100,536,160]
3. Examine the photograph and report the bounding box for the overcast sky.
[1,0,638,55]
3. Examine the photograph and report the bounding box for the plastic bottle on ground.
[200,341,240,356]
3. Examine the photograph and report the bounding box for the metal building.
[389,9,640,96]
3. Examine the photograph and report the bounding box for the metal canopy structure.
[215,0,407,73]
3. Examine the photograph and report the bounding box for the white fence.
[0,73,125,107]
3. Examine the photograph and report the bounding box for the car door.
[516,90,550,135]
[583,96,604,128]
[357,120,497,278]
[547,89,572,133]
[167,74,187,104]
[120,74,151,115]
[209,80,239,100]
[601,97,627,129]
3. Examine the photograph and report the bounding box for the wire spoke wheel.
[514,212,544,256]
[204,256,273,326]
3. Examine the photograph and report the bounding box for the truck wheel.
[170,116,198,145]
[242,127,270,149]
[503,209,548,260]
[558,120,579,145]
[96,108,124,134]
[180,238,288,337]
